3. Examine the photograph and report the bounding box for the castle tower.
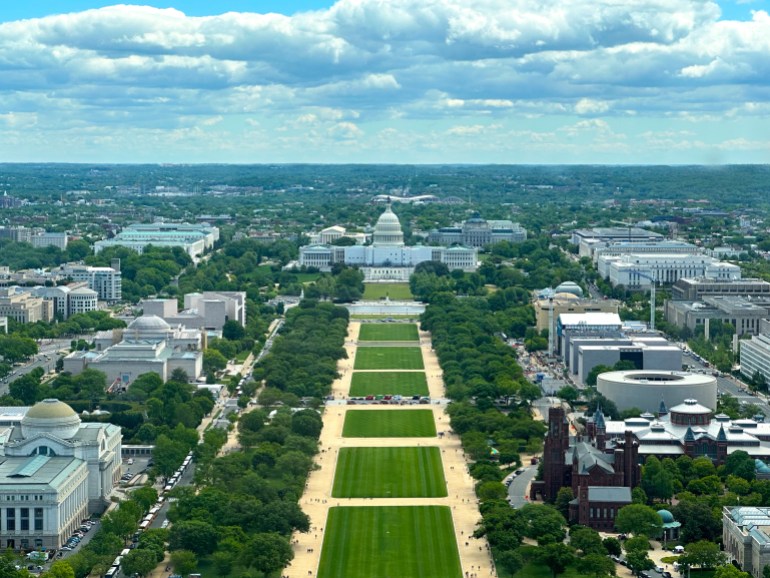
[543,406,570,501]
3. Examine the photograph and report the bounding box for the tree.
[497,549,524,575]
[41,561,75,578]
[615,504,663,538]
[625,550,654,576]
[477,481,508,502]
[586,365,613,386]
[170,550,198,577]
[556,385,580,403]
[170,368,190,384]
[641,456,675,502]
[222,319,246,341]
[9,368,44,405]
[554,487,574,519]
[203,348,228,374]
[672,498,722,543]
[569,527,606,556]
[683,540,727,570]
[576,553,615,578]
[101,507,139,542]
[516,504,567,545]
[240,533,293,575]
[130,486,159,512]
[715,565,751,578]
[153,434,188,480]
[121,549,158,577]
[602,537,621,557]
[169,520,218,556]
[291,409,323,438]
[724,450,756,482]
[536,543,575,578]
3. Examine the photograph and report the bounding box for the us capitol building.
[0,399,121,550]
[299,204,478,281]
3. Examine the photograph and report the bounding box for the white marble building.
[0,399,121,550]
[299,204,477,280]
[64,315,204,385]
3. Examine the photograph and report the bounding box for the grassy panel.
[332,447,447,498]
[362,283,413,300]
[354,347,424,370]
[342,409,437,438]
[349,372,429,397]
[318,506,462,578]
[358,323,419,342]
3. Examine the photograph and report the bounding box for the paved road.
[507,465,538,508]
[682,347,770,416]
[1,337,90,394]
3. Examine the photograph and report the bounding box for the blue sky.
[0,1,767,164]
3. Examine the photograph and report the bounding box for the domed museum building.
[0,399,121,550]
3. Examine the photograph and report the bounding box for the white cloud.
[574,98,610,115]
[0,0,767,162]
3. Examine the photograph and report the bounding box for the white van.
[673,545,685,554]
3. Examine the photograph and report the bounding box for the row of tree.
[162,300,343,576]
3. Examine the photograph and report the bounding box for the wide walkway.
[286,322,497,578]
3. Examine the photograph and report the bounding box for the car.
[60,546,72,552]
[663,572,673,578]
[161,519,170,528]
[656,566,665,573]
[515,469,524,475]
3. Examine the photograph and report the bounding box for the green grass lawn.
[349,372,429,396]
[333,447,447,498]
[359,323,419,341]
[362,283,413,300]
[343,409,437,437]
[318,506,462,578]
[354,347,424,369]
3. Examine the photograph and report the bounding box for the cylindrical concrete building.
[596,370,717,412]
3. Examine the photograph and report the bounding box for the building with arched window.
[0,399,121,550]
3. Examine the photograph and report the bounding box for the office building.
[428,214,527,247]
[665,296,768,337]
[57,263,122,302]
[0,288,53,323]
[94,223,219,263]
[31,285,98,319]
[671,277,770,302]
[599,253,741,287]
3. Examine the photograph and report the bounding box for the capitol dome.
[657,509,675,524]
[372,205,404,246]
[127,315,171,333]
[21,399,81,440]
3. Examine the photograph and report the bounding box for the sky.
[0,0,768,164]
